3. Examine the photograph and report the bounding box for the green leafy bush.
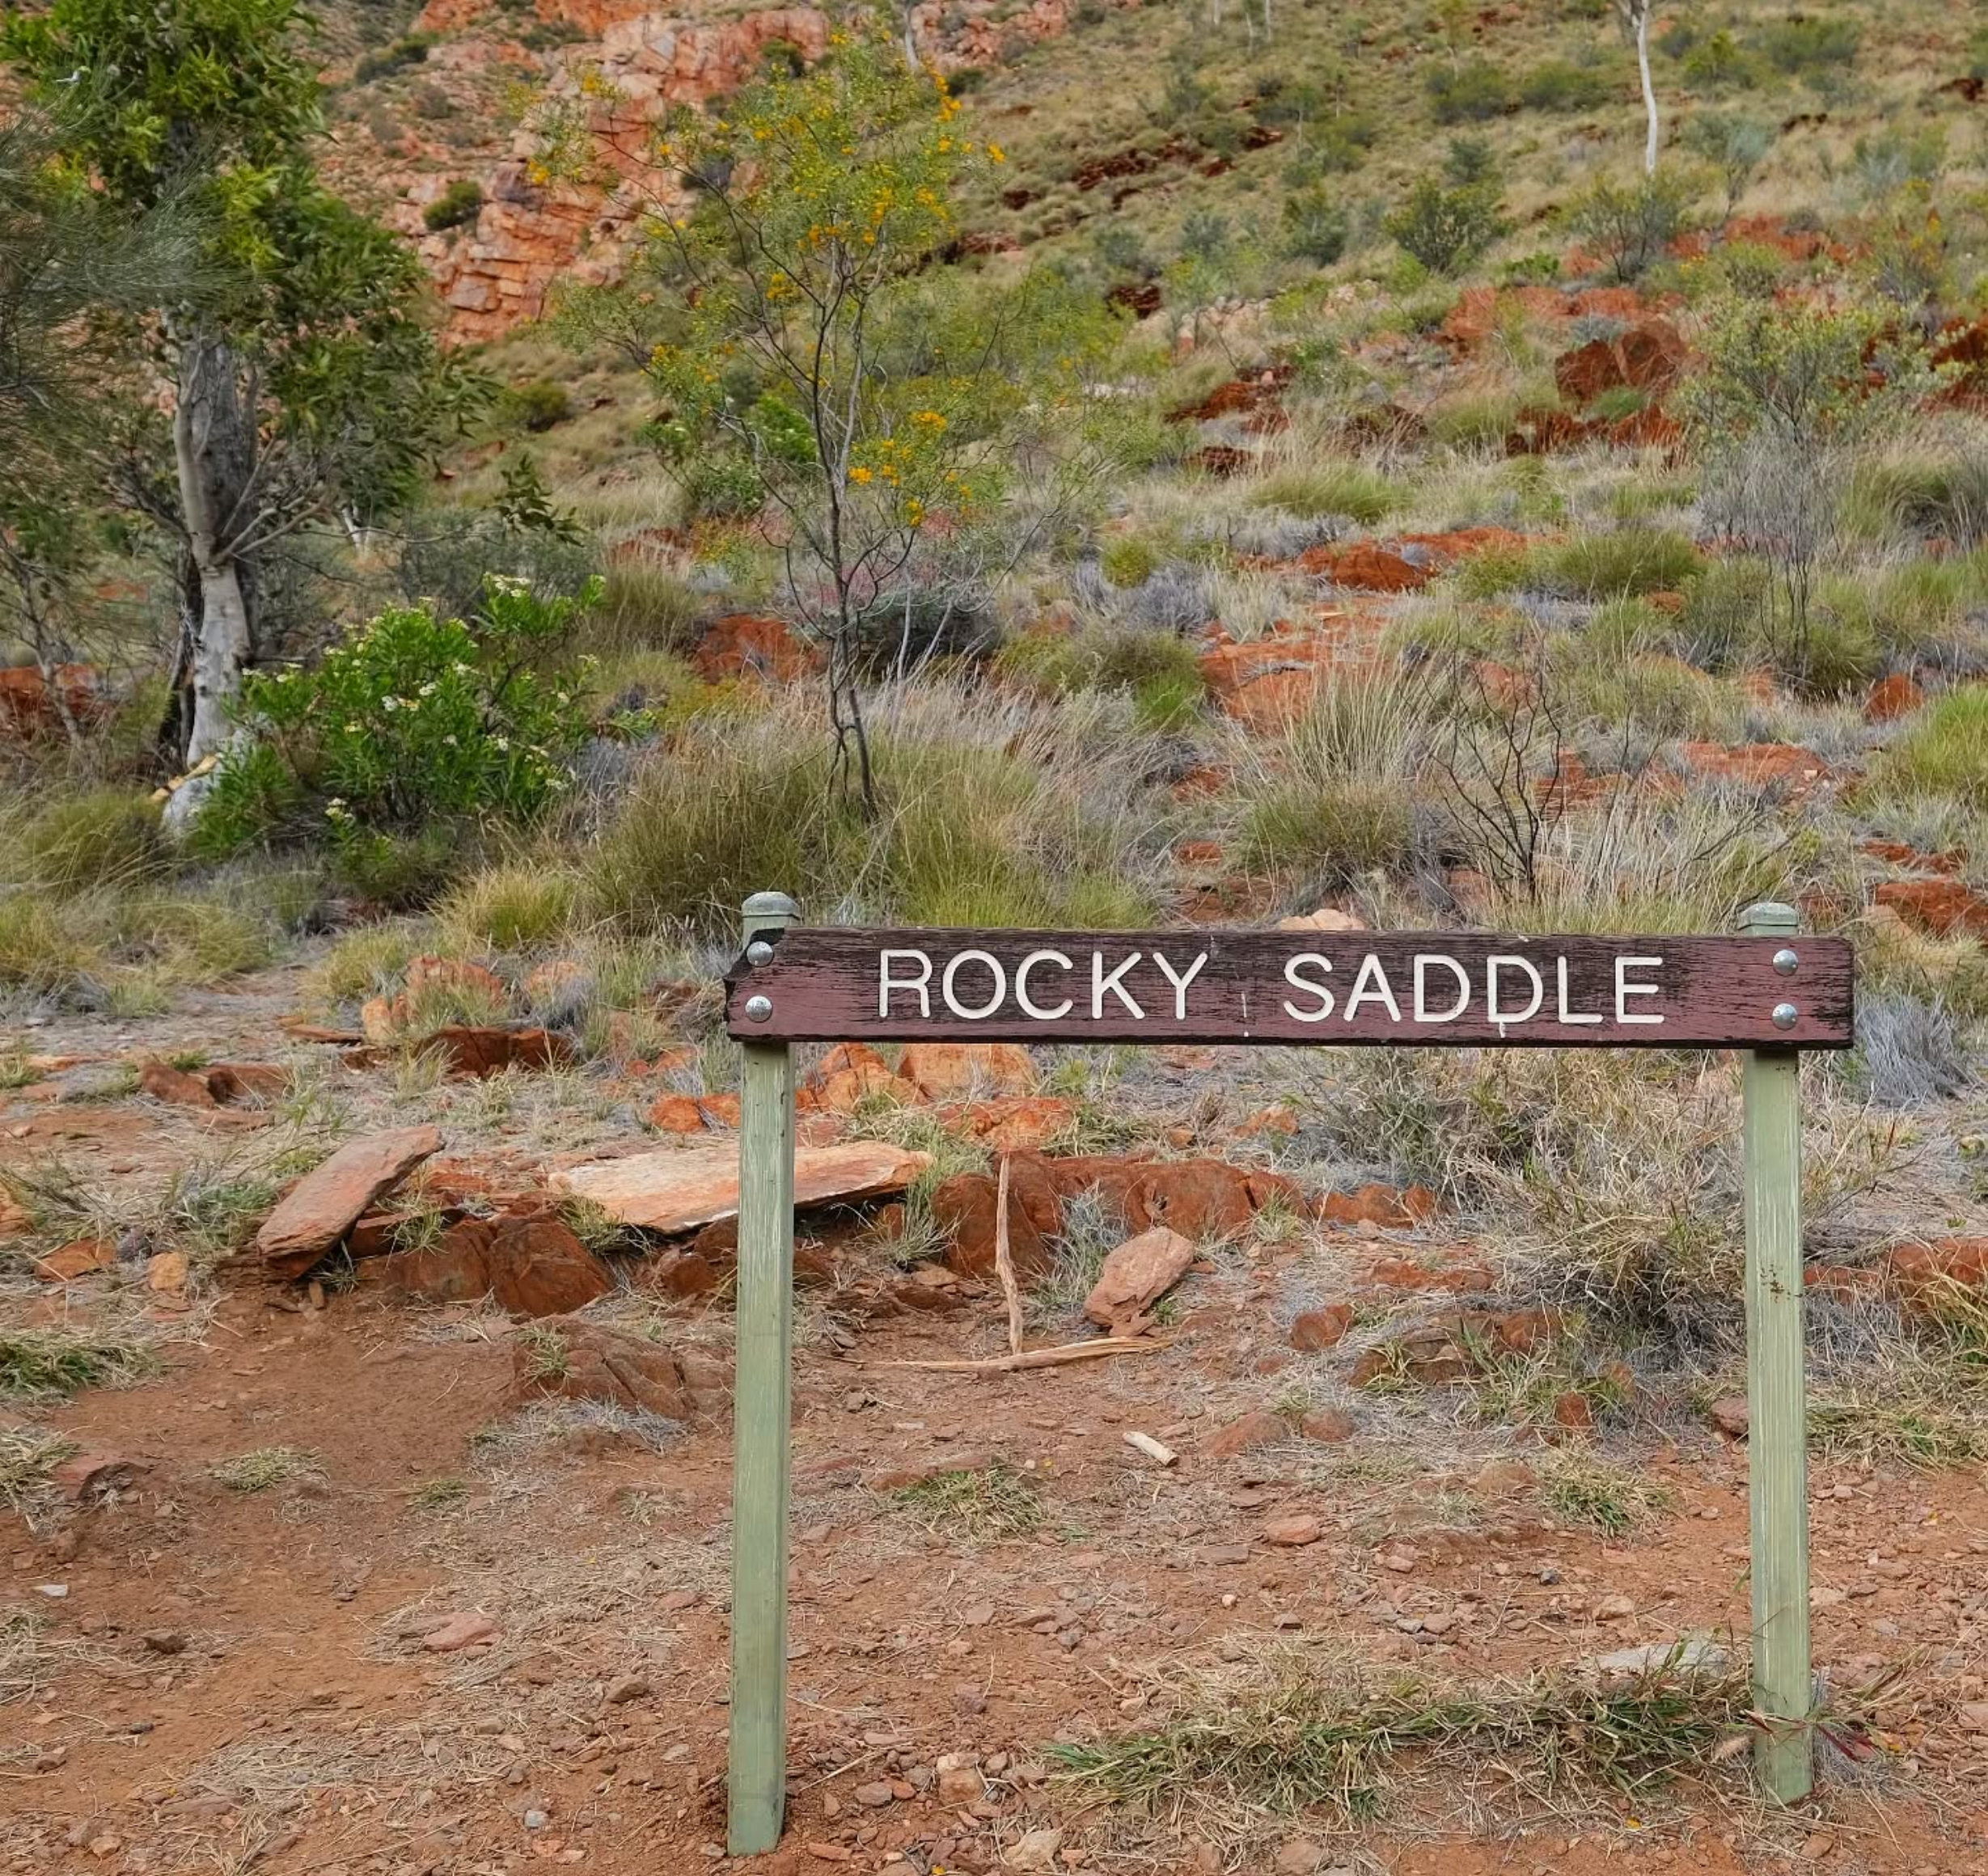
[353,32,433,82]
[422,179,482,232]
[1518,61,1609,112]
[505,380,573,433]
[1281,188,1347,265]
[1427,57,1512,123]
[1384,174,1506,276]
[1564,171,1696,283]
[196,577,599,856]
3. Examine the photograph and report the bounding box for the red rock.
[1186,445,1254,478]
[1233,1105,1301,1139]
[1123,1160,1304,1240]
[1274,907,1367,933]
[1289,1304,1354,1351]
[933,1158,1059,1282]
[365,1217,613,1317]
[1553,317,1686,405]
[256,1126,443,1278]
[1202,1409,1289,1458]
[427,1025,571,1078]
[897,1042,1035,1100]
[1550,1390,1594,1432]
[51,1452,150,1502]
[1885,1238,1988,1299]
[693,613,818,682]
[1319,1183,1438,1228]
[552,1139,928,1236]
[345,1210,438,1259]
[139,1059,218,1109]
[1860,839,1964,876]
[1804,1264,1882,1302]
[1874,878,1988,940]
[203,1062,288,1105]
[1707,1396,1749,1439]
[936,1096,1075,1151]
[1300,541,1430,593]
[404,954,505,1008]
[34,1237,116,1281]
[420,1612,497,1653]
[513,1312,730,1422]
[1083,1226,1197,1332]
[648,1093,710,1134]
[1298,1409,1355,1443]
[0,663,106,738]
[1260,1514,1322,1546]
[1487,1308,1563,1354]
[1367,1256,1495,1294]
[806,1041,915,1114]
[1676,742,1830,793]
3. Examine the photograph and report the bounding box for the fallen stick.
[993,1152,1023,1358]
[1123,1430,1178,1466]
[878,1336,1171,1375]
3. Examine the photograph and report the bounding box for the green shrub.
[1100,535,1159,589]
[1868,688,1988,807]
[1564,171,1696,284]
[1679,30,1760,92]
[196,577,597,857]
[1383,174,1505,276]
[1428,57,1512,123]
[1533,530,1702,598]
[422,180,482,232]
[586,700,1161,936]
[1281,188,1347,265]
[438,864,578,950]
[15,790,166,894]
[1254,463,1396,526]
[683,458,765,521]
[1241,775,1414,885]
[591,559,702,655]
[353,32,432,82]
[998,626,1207,730]
[1757,15,1859,79]
[1518,60,1609,112]
[505,380,572,433]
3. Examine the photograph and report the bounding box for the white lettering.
[941,949,1007,1020]
[1092,949,1144,1019]
[1014,949,1074,1021]
[1282,953,1334,1022]
[1486,955,1544,1027]
[1343,954,1402,1024]
[879,949,933,1018]
[1412,954,1470,1024]
[1554,955,1602,1025]
[1615,954,1665,1025]
[1152,949,1208,1021]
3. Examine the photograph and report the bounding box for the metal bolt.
[745,939,775,966]
[744,994,773,1024]
[1771,1002,1798,1031]
[1772,948,1800,976]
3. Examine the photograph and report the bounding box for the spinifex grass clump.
[891,1461,1043,1542]
[0,1325,155,1399]
[1051,1645,1762,1839]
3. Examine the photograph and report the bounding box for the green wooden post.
[729,890,800,1855]
[1739,899,1813,1804]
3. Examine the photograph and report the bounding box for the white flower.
[382,695,400,712]
[493,735,510,750]
[418,682,437,697]
[344,720,362,733]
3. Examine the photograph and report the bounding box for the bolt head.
[744,993,774,1024]
[745,939,775,966]
[1771,1002,1799,1031]
[1772,947,1800,976]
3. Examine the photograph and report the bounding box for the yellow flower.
[988,143,1005,163]
[850,466,873,484]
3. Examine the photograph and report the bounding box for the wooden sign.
[725,927,1853,1050]
[722,898,1845,1855]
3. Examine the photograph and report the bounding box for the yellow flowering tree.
[552,36,1033,810]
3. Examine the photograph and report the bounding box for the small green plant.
[1427,56,1512,123]
[409,1475,470,1513]
[1541,1450,1673,1537]
[422,179,482,232]
[15,790,167,894]
[0,1326,154,1400]
[1280,188,1347,265]
[212,1446,320,1492]
[1564,171,1696,284]
[438,864,577,950]
[1384,173,1505,276]
[891,1460,1043,1542]
[518,1322,573,1382]
[1519,59,1608,112]
[353,31,433,82]
[505,379,573,433]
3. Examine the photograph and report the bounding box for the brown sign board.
[725,927,1854,1050]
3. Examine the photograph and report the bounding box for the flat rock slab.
[551,1139,928,1236]
[256,1126,442,1278]
[1084,1224,1196,1332]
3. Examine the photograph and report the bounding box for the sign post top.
[724,923,1854,1050]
